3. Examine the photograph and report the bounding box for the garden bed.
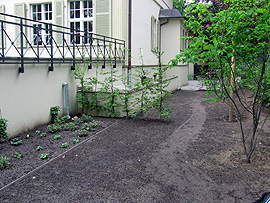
[0,115,117,189]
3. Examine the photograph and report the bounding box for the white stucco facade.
[0,0,193,137]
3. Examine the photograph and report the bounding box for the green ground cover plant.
[36,146,43,151]
[0,156,10,169]
[10,138,22,146]
[14,152,22,159]
[54,135,61,140]
[40,154,48,160]
[0,118,8,142]
[61,142,69,148]
[40,133,47,137]
[73,139,79,144]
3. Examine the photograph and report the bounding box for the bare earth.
[1,90,270,202]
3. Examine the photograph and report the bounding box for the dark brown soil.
[1,90,270,202]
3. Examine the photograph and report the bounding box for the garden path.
[0,90,268,202]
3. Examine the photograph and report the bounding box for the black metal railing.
[0,13,125,73]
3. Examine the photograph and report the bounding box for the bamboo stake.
[229,51,235,122]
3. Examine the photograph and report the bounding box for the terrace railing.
[0,13,125,73]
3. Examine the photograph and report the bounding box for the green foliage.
[0,118,8,142]
[173,0,187,15]
[54,135,61,140]
[82,123,92,132]
[64,122,77,131]
[48,124,63,133]
[132,49,173,120]
[10,138,22,146]
[78,114,92,123]
[89,120,102,128]
[50,106,60,123]
[74,65,90,114]
[174,0,270,162]
[61,142,69,148]
[73,51,173,120]
[100,63,122,117]
[73,139,79,144]
[55,115,70,124]
[14,152,22,159]
[36,146,43,151]
[0,156,10,169]
[35,130,41,135]
[40,133,47,137]
[77,129,88,137]
[40,154,48,160]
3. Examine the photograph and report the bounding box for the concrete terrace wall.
[0,62,123,137]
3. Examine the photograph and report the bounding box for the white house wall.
[152,0,172,9]
[0,63,124,137]
[131,0,161,66]
[161,18,189,87]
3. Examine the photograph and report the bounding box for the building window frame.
[151,16,157,51]
[31,3,52,45]
[68,0,94,44]
[180,25,188,52]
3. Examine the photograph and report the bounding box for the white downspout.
[62,82,70,118]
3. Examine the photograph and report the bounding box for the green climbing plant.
[50,106,60,123]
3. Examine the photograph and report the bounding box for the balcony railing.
[0,13,125,73]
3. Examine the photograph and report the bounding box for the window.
[69,0,93,44]
[180,26,188,52]
[151,16,157,51]
[0,5,5,49]
[31,3,52,45]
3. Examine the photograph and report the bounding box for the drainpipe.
[128,0,132,85]
[62,82,70,118]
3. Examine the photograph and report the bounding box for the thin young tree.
[171,0,270,163]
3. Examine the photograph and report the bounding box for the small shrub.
[36,146,43,151]
[50,106,60,123]
[82,123,91,131]
[0,118,8,142]
[14,152,22,159]
[89,120,102,128]
[0,156,11,169]
[82,120,102,132]
[54,135,61,140]
[55,115,70,124]
[73,139,79,144]
[77,129,88,137]
[64,122,77,131]
[40,154,48,160]
[61,142,69,148]
[10,138,22,146]
[78,114,92,123]
[48,124,63,133]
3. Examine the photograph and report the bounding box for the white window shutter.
[0,5,5,49]
[54,0,64,45]
[180,25,184,52]
[157,20,161,52]
[14,3,26,47]
[151,16,157,51]
[96,0,111,37]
